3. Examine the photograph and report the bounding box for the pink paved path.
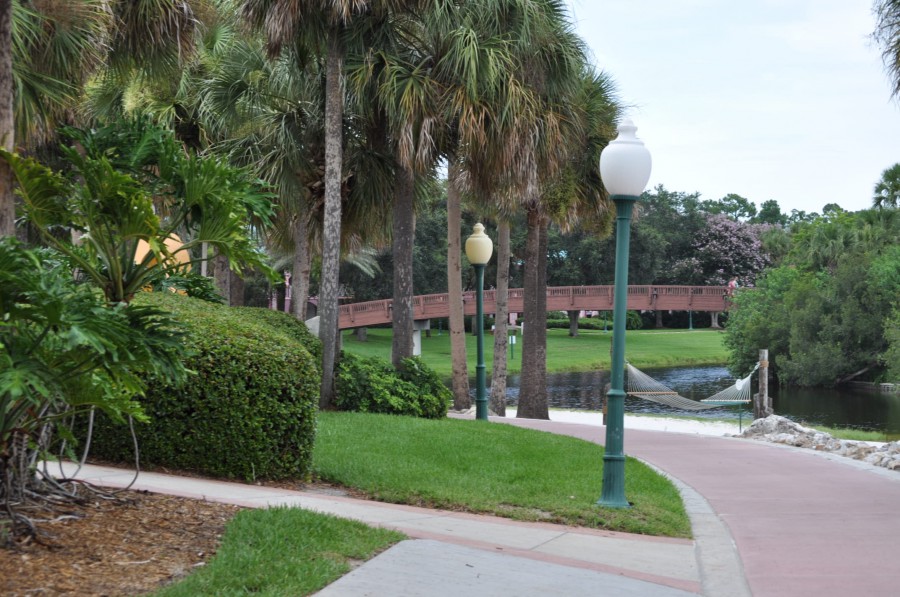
[495,417,900,597]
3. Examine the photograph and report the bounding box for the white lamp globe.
[465,223,493,265]
[599,119,652,197]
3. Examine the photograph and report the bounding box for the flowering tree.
[669,213,770,286]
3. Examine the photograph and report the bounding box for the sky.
[567,0,900,215]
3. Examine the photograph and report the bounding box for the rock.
[742,415,899,473]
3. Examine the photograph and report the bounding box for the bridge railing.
[337,285,729,329]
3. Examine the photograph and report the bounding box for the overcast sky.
[567,0,900,215]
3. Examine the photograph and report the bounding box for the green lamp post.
[598,119,652,508]
[465,223,493,421]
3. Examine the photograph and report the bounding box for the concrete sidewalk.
[62,460,729,596]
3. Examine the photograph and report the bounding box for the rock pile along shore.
[741,415,900,471]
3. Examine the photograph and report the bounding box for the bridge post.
[412,320,430,356]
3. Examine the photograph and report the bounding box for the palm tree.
[0,0,12,237]
[501,5,598,420]
[874,0,900,97]
[873,163,900,209]
[345,6,443,368]
[434,0,557,410]
[241,0,425,408]
[0,0,112,237]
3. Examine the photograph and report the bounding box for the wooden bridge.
[337,285,729,329]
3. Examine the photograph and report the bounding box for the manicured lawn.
[155,507,403,596]
[343,327,728,378]
[312,411,692,538]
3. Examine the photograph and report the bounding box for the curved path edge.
[643,461,751,597]
[485,414,900,597]
[470,415,750,597]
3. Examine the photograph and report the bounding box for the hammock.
[625,362,759,411]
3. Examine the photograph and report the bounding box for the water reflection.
[492,365,900,437]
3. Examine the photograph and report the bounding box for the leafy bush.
[335,354,449,419]
[233,305,323,368]
[885,309,900,382]
[88,293,321,481]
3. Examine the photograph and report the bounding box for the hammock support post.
[753,349,772,419]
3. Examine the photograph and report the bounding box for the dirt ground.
[1,491,241,596]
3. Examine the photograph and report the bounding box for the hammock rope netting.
[625,362,760,410]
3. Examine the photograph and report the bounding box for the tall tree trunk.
[447,159,469,409]
[229,270,244,306]
[391,165,416,367]
[213,252,231,301]
[319,31,344,409]
[518,205,549,419]
[490,219,511,416]
[0,0,14,237]
[291,210,311,321]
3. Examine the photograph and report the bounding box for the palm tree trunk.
[447,159,469,409]
[291,211,311,321]
[0,0,14,237]
[318,30,345,409]
[213,252,231,301]
[391,164,416,367]
[489,219,511,416]
[229,270,244,306]
[518,205,549,419]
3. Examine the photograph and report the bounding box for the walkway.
[496,416,900,597]
[63,415,900,596]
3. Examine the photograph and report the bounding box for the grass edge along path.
[313,411,691,539]
[342,327,728,378]
[154,507,404,596]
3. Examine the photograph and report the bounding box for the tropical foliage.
[725,209,900,385]
[2,120,274,303]
[0,238,189,541]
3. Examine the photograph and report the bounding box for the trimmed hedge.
[87,292,321,481]
[233,305,323,368]
[335,353,450,419]
[546,311,643,331]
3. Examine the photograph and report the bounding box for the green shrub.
[233,305,323,368]
[335,354,449,419]
[87,292,321,481]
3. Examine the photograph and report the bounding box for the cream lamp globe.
[465,223,493,265]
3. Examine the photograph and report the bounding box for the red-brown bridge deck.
[338,285,729,329]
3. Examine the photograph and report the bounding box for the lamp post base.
[598,452,631,509]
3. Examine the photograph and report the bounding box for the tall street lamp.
[598,119,652,508]
[465,223,494,421]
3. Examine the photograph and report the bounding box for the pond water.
[497,365,900,439]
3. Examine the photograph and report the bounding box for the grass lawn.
[312,411,692,538]
[155,507,403,596]
[342,327,728,378]
[155,411,691,595]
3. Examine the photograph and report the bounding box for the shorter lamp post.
[465,223,493,421]
[598,119,652,508]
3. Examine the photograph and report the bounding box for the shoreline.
[504,408,742,437]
